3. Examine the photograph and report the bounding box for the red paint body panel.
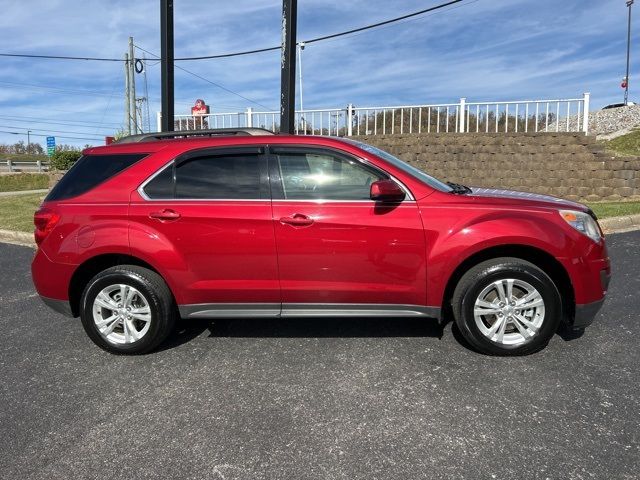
[31,134,609,323]
[128,199,280,305]
[272,201,426,305]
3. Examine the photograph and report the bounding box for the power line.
[0,80,117,98]
[0,129,102,142]
[0,115,122,128]
[135,45,275,110]
[0,125,109,137]
[311,0,480,46]
[174,0,466,60]
[0,0,469,63]
[0,53,122,62]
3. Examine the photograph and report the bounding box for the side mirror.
[370,179,406,203]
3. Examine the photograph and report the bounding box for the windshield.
[346,140,453,193]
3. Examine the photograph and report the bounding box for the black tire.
[80,265,176,354]
[452,257,562,356]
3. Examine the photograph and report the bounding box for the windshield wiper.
[446,181,473,194]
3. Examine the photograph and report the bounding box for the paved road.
[1,233,639,480]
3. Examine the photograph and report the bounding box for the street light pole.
[625,0,634,106]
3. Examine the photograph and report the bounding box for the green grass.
[587,201,640,219]
[601,129,640,157]
[0,193,43,232]
[0,173,49,192]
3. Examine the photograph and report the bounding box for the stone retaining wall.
[352,133,640,202]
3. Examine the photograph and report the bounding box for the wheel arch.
[441,244,575,323]
[68,254,171,317]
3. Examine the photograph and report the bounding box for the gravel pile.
[546,104,640,138]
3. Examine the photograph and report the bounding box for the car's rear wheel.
[452,257,562,356]
[80,265,176,354]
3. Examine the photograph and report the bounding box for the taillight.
[34,207,60,246]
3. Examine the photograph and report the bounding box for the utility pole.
[625,0,634,106]
[27,130,31,154]
[128,37,139,133]
[160,0,175,132]
[280,0,298,134]
[124,52,131,135]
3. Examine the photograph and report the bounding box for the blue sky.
[0,0,637,147]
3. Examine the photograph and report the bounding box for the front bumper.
[573,298,605,330]
[569,262,610,330]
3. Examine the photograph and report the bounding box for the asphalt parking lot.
[1,232,639,480]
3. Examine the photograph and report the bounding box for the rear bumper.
[39,296,74,318]
[31,248,75,302]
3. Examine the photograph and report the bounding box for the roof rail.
[114,128,275,144]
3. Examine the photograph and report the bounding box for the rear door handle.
[279,213,314,227]
[149,209,181,221]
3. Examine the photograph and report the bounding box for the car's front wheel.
[452,257,562,356]
[80,265,176,354]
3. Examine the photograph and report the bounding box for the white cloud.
[0,0,637,146]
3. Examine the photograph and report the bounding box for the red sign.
[191,99,210,116]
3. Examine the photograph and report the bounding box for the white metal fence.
[159,93,591,136]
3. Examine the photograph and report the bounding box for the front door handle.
[279,213,314,227]
[149,209,181,221]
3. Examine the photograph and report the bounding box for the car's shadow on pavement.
[157,316,447,351]
[157,314,585,353]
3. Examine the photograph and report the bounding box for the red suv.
[31,129,610,355]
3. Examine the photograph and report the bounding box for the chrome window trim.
[138,161,173,201]
[137,146,415,203]
[137,158,267,202]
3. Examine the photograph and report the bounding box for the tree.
[50,150,82,170]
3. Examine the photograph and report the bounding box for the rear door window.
[176,154,262,199]
[46,153,147,201]
[142,150,267,200]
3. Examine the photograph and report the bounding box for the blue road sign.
[46,136,55,156]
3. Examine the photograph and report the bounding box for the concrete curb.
[0,214,638,250]
[599,213,640,234]
[0,229,34,248]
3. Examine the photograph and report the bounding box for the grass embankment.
[588,201,640,219]
[601,129,640,157]
[0,194,637,234]
[0,173,49,192]
[0,194,42,232]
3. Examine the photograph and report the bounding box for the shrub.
[50,150,82,171]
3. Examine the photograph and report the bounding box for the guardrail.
[0,160,49,172]
[160,93,591,136]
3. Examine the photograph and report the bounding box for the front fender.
[423,208,575,306]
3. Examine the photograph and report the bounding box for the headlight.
[559,210,602,242]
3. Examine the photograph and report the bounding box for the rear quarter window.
[45,153,147,201]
